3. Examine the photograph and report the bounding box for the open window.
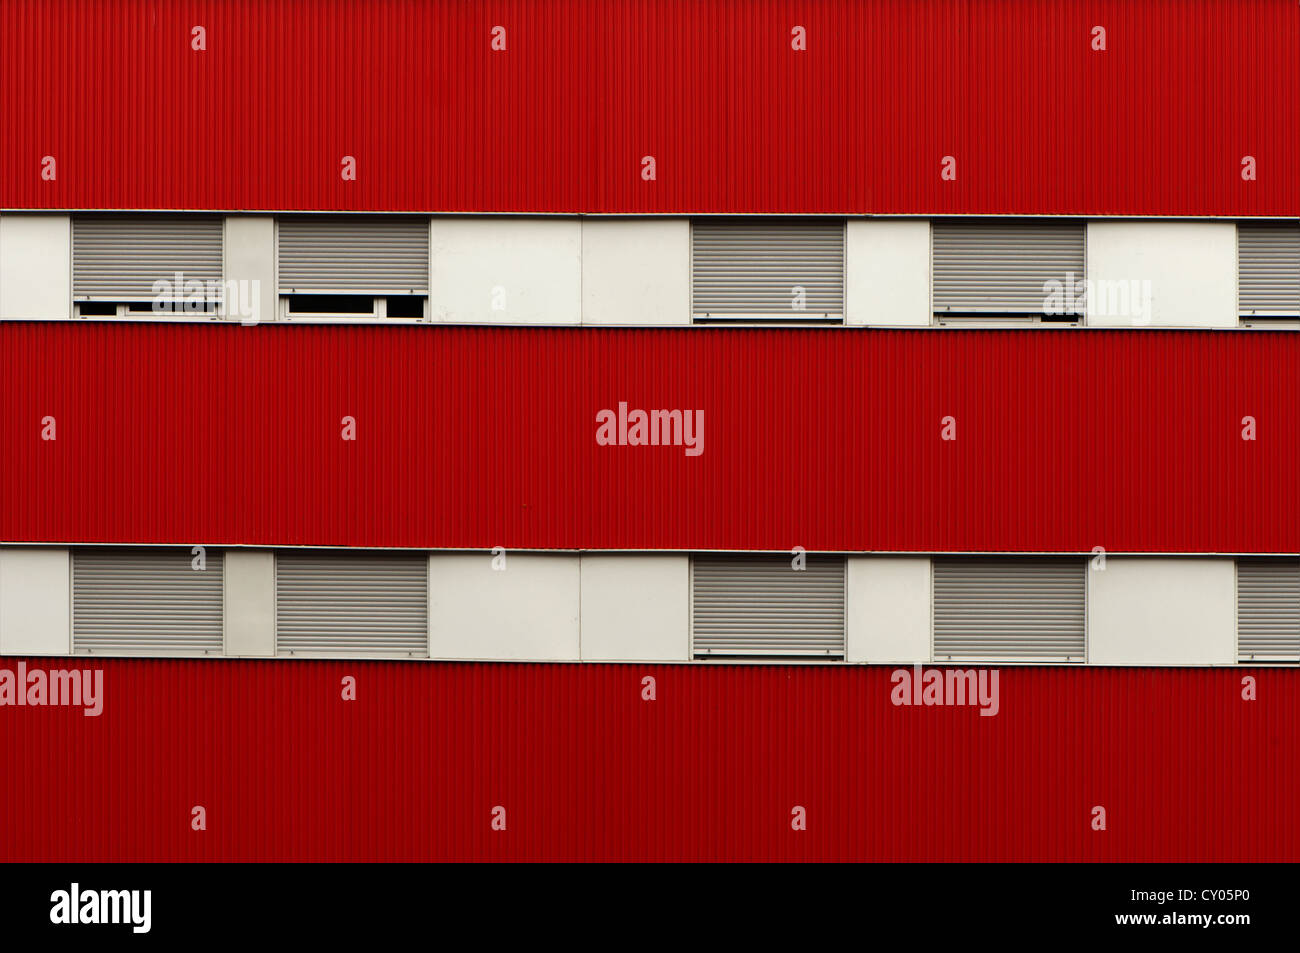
[277,216,430,320]
[72,215,225,319]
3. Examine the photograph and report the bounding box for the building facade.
[1,0,1298,860]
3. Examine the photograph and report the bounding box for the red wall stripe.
[1,0,1296,216]
[1,322,1297,554]
[0,660,1292,862]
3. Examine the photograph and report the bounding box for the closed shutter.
[692,555,845,658]
[1238,224,1300,316]
[73,216,224,301]
[933,559,1086,662]
[276,552,428,656]
[1237,560,1300,661]
[72,549,223,655]
[691,219,844,318]
[278,217,429,294]
[932,222,1085,314]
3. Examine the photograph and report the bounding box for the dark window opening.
[77,301,117,315]
[385,295,425,318]
[287,294,375,314]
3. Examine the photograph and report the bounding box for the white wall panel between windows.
[0,215,72,320]
[581,219,690,325]
[1088,557,1235,665]
[580,554,689,660]
[846,556,931,663]
[845,219,931,326]
[429,553,580,660]
[0,548,71,656]
[431,218,581,324]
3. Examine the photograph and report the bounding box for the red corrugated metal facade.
[1,0,1297,216]
[0,660,1292,861]
[2,322,1296,554]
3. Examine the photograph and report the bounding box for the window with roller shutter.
[932,558,1086,663]
[932,221,1086,324]
[1238,223,1300,323]
[691,554,845,659]
[691,219,845,322]
[1236,559,1300,662]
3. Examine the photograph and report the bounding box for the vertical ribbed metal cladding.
[275,552,428,657]
[932,222,1086,314]
[691,555,845,658]
[72,549,224,655]
[0,661,1296,861]
[2,2,1298,215]
[690,220,844,318]
[1237,559,1300,661]
[933,559,1086,662]
[7,323,1300,554]
[277,217,430,294]
[72,216,224,301]
[1238,223,1300,316]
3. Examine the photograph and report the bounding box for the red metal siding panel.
[1,0,1296,216]
[0,660,1293,861]
[1,322,1297,554]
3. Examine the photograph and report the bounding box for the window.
[932,558,1086,662]
[72,215,225,319]
[1237,223,1300,325]
[1236,559,1300,661]
[277,216,429,320]
[275,552,429,657]
[932,221,1086,324]
[691,219,845,322]
[691,554,845,659]
[72,548,224,655]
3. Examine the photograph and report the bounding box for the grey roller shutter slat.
[278,217,429,293]
[1238,224,1300,315]
[932,222,1085,313]
[73,216,224,300]
[1237,560,1300,661]
[933,559,1086,662]
[73,549,223,655]
[276,553,428,657]
[692,220,844,317]
[692,555,845,658]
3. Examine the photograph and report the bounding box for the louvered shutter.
[278,217,430,294]
[276,552,428,656]
[72,549,224,655]
[691,220,844,318]
[73,216,224,301]
[932,222,1085,314]
[1237,560,1300,661]
[691,555,845,658]
[933,559,1086,662]
[1238,224,1300,316]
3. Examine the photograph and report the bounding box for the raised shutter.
[276,552,428,656]
[73,216,224,301]
[72,549,224,655]
[933,559,1086,662]
[691,219,844,318]
[692,555,845,658]
[278,217,429,294]
[932,222,1085,314]
[1237,560,1300,661]
[1238,224,1300,316]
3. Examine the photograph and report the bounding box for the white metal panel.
[276,552,428,657]
[1238,223,1300,316]
[933,559,1086,662]
[691,554,845,658]
[278,217,429,293]
[1237,559,1300,661]
[72,549,223,655]
[932,222,1085,313]
[691,219,844,318]
[72,216,224,301]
